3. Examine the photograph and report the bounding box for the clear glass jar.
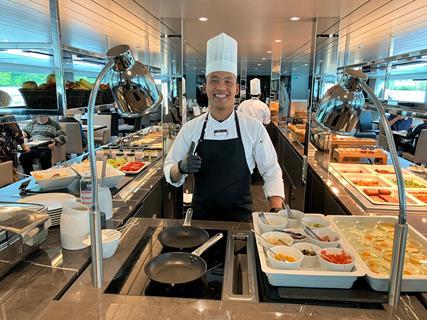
[127,152,135,162]
[110,146,119,158]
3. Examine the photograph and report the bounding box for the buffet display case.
[328,163,427,213]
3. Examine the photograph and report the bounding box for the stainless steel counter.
[0,160,165,320]
[35,218,427,320]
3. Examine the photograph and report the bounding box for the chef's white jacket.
[238,98,271,125]
[164,111,284,200]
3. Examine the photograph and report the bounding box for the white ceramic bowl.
[292,242,321,268]
[302,216,330,229]
[258,213,288,232]
[318,247,355,272]
[83,229,121,258]
[306,228,340,248]
[266,245,303,270]
[260,232,293,248]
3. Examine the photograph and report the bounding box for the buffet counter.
[268,120,427,236]
[0,158,166,320]
[35,218,427,319]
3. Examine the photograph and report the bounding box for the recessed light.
[261,57,267,60]
[319,60,323,62]
[274,39,282,43]
[198,17,208,22]
[266,50,272,54]
[290,16,300,21]
[304,63,308,66]
[193,67,197,70]
[257,63,261,66]
[292,67,296,70]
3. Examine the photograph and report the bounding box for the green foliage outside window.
[0,72,47,87]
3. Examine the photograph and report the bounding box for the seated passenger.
[0,115,29,181]
[19,116,67,174]
[388,114,412,131]
[398,119,427,155]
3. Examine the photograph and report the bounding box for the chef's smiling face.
[206,71,238,112]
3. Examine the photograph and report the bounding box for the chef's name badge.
[214,129,228,136]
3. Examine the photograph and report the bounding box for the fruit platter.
[119,161,148,174]
[328,215,427,291]
[106,158,148,175]
[252,212,364,288]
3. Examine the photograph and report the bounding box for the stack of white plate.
[18,193,77,227]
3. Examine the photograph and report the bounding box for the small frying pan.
[157,208,209,249]
[145,233,223,284]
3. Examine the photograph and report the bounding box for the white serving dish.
[292,242,320,268]
[302,215,330,229]
[306,228,340,248]
[119,161,149,175]
[318,247,355,272]
[252,212,365,288]
[71,161,125,187]
[259,231,293,248]
[327,215,427,292]
[257,212,288,233]
[83,229,121,258]
[266,246,303,270]
[31,167,77,190]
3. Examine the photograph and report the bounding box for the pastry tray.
[252,212,365,289]
[327,215,427,292]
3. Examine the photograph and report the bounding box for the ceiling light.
[304,63,308,66]
[193,67,197,70]
[319,60,323,62]
[266,50,272,54]
[198,17,208,22]
[261,57,267,60]
[292,67,296,70]
[274,39,282,43]
[290,16,300,21]
[257,63,261,66]
[254,68,258,70]
[329,34,334,38]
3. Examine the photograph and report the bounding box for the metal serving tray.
[252,212,365,289]
[327,215,427,292]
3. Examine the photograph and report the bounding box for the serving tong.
[258,211,306,240]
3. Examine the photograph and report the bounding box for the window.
[385,79,427,103]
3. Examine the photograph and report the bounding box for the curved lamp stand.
[314,68,408,307]
[359,81,408,307]
[87,60,115,287]
[86,45,162,288]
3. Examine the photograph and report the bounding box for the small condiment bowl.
[306,228,340,248]
[302,216,330,229]
[258,213,288,233]
[83,229,121,259]
[266,246,303,270]
[292,242,321,268]
[318,247,355,272]
[260,232,293,248]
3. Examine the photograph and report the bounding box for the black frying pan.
[145,233,223,284]
[157,208,209,249]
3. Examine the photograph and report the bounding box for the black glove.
[178,141,202,174]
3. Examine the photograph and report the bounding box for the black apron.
[192,112,252,222]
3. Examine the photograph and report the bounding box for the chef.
[238,78,271,126]
[164,33,284,221]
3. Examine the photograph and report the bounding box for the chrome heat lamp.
[87,45,162,287]
[315,69,407,307]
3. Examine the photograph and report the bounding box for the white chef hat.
[250,78,261,95]
[206,33,237,77]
